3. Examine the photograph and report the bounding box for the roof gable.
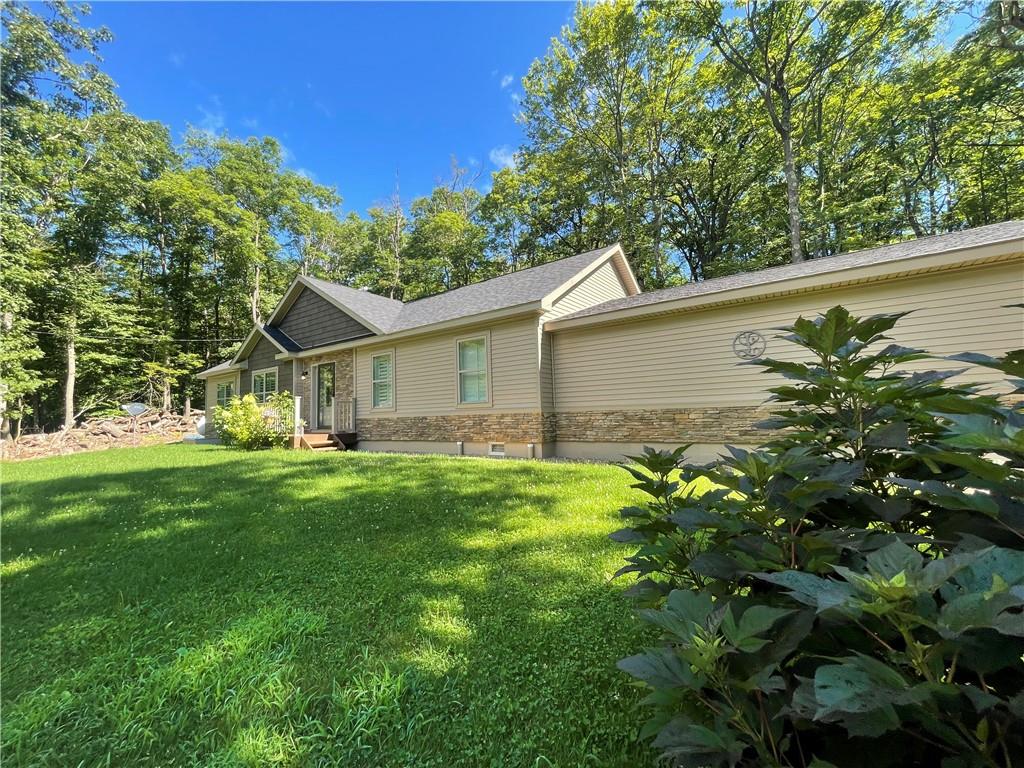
[263,244,627,348]
[270,275,402,335]
[231,324,291,365]
[383,244,624,333]
[277,286,374,348]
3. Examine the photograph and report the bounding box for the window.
[489,442,505,456]
[252,368,277,403]
[215,381,234,407]
[371,352,394,409]
[457,336,488,404]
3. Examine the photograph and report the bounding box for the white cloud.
[313,100,334,119]
[500,73,514,89]
[168,52,185,68]
[508,91,523,115]
[197,96,225,134]
[241,116,260,129]
[488,145,516,170]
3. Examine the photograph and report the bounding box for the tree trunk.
[184,396,191,419]
[903,186,926,237]
[63,327,76,430]
[251,263,262,324]
[780,101,804,263]
[0,312,10,440]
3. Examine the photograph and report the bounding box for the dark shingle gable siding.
[277,287,373,348]
[239,336,293,396]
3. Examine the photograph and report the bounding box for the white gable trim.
[230,324,289,365]
[540,244,640,309]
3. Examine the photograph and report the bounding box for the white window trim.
[370,349,395,411]
[215,381,235,408]
[455,331,491,407]
[251,367,278,404]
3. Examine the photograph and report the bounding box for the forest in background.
[1,0,1021,436]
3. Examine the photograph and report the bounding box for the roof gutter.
[545,239,1023,332]
[273,301,545,360]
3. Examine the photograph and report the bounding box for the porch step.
[300,433,347,451]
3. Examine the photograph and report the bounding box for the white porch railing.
[337,398,356,433]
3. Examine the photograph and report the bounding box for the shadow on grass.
[1,445,652,767]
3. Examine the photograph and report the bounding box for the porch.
[287,395,357,452]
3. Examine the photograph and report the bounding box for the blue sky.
[85,1,574,215]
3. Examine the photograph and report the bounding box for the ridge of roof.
[551,220,1024,325]
[300,275,404,333]
[301,244,620,336]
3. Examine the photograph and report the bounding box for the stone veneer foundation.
[355,406,774,447]
[553,406,776,444]
[358,412,548,444]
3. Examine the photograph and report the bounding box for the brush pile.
[2,411,204,461]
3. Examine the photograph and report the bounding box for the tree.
[404,169,493,297]
[962,0,1024,51]
[0,1,113,434]
[518,0,693,287]
[364,188,408,299]
[691,0,911,263]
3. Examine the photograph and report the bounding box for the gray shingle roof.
[388,245,618,332]
[303,276,404,333]
[262,324,302,352]
[197,360,237,378]
[553,221,1024,324]
[306,244,618,335]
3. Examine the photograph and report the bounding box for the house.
[198,220,1023,461]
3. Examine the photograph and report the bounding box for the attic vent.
[489,442,506,457]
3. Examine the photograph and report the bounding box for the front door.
[315,363,335,431]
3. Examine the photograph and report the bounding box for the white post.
[293,395,303,436]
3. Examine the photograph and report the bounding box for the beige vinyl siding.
[238,336,293,396]
[540,331,555,412]
[539,258,631,411]
[544,260,630,321]
[355,316,540,418]
[203,372,238,437]
[552,260,1024,411]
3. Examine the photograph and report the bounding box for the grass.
[2,443,664,767]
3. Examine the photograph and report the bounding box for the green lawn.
[2,444,657,767]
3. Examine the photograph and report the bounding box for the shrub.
[214,391,297,450]
[613,306,1024,767]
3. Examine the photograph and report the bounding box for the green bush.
[214,391,297,450]
[613,306,1024,767]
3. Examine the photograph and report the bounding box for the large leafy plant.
[214,391,297,450]
[614,306,1023,767]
